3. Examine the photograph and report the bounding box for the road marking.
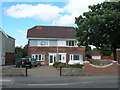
[28,80,119,86]
[0,80,11,82]
[28,83,69,86]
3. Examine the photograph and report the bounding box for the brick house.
[27,26,85,65]
[116,49,120,60]
[0,28,15,65]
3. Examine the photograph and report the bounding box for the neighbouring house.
[0,28,15,65]
[27,26,86,65]
[116,49,120,60]
[86,51,101,60]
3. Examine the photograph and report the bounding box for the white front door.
[49,54,56,65]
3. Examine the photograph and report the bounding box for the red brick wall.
[84,61,119,75]
[5,52,14,65]
[101,56,114,60]
[28,46,86,65]
[116,49,120,60]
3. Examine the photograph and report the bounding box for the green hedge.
[53,62,62,67]
[64,64,84,68]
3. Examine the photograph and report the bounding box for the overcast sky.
[1,0,105,47]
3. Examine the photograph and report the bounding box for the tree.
[86,45,92,52]
[15,44,28,62]
[75,1,120,60]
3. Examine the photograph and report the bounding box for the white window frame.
[32,54,45,61]
[38,40,49,46]
[66,41,77,47]
[70,54,83,61]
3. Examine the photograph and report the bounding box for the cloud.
[17,30,26,33]
[54,0,105,25]
[6,4,64,22]
[5,0,105,25]
[17,30,27,38]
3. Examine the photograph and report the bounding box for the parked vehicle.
[15,58,32,68]
[29,58,37,67]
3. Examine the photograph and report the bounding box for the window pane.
[35,55,38,60]
[73,55,80,60]
[70,55,73,60]
[40,40,48,46]
[39,55,41,60]
[42,55,45,60]
[50,56,53,63]
[66,41,69,46]
[72,41,74,46]
[32,55,35,59]
[59,55,62,60]
[69,41,72,46]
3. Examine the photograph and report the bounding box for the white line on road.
[0,79,11,82]
[28,83,69,86]
[28,80,119,86]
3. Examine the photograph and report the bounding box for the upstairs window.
[66,41,77,46]
[38,40,48,46]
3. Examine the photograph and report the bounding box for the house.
[27,26,86,65]
[116,49,120,60]
[86,51,101,60]
[0,28,15,65]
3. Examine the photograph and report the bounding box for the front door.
[49,54,56,65]
[58,54,66,63]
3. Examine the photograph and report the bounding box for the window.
[38,40,48,46]
[73,55,80,60]
[70,54,83,61]
[32,54,45,61]
[66,41,77,46]
[58,55,62,60]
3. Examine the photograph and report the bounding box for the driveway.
[27,66,60,77]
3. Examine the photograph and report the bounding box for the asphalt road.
[1,74,119,88]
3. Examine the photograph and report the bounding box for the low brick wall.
[2,66,26,76]
[84,61,119,76]
[61,68,84,76]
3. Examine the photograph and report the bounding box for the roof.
[0,28,15,40]
[27,26,76,39]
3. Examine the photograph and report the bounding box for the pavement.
[27,66,60,77]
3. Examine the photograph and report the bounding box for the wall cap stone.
[84,61,89,63]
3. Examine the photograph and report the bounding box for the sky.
[1,0,105,47]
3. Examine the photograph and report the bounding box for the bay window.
[70,54,83,61]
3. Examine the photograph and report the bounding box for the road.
[1,74,119,88]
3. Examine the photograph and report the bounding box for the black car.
[15,58,32,68]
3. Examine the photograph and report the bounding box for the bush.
[53,62,62,68]
[64,64,84,68]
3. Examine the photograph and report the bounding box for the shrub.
[64,64,84,68]
[53,62,62,68]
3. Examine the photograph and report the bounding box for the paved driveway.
[27,66,60,77]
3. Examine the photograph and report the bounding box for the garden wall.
[84,61,119,76]
[61,68,84,76]
[2,66,26,76]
